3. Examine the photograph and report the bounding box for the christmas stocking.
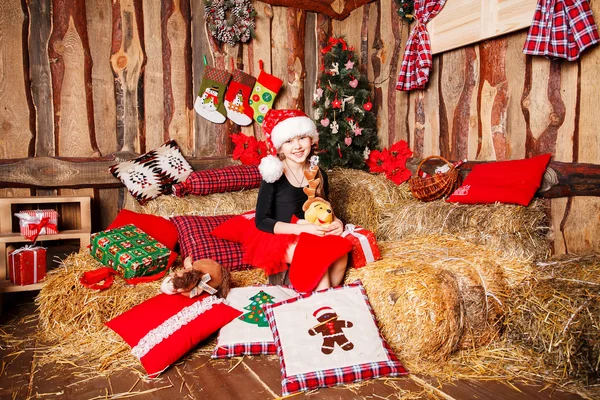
[194,66,231,124]
[288,232,352,293]
[224,69,257,126]
[249,60,283,125]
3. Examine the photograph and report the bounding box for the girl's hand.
[325,219,344,236]
[301,223,328,236]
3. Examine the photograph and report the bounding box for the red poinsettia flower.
[389,140,413,160]
[231,133,261,165]
[385,165,412,185]
[366,149,390,173]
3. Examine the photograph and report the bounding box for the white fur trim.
[259,155,284,183]
[270,116,317,150]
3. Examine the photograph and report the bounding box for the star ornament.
[344,59,354,70]
[332,98,342,109]
[354,126,363,136]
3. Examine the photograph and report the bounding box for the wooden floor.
[0,292,587,400]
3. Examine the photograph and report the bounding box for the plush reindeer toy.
[300,163,334,227]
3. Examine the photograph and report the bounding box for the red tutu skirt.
[242,226,298,276]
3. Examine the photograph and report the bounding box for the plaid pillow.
[110,140,193,205]
[170,215,253,271]
[172,165,262,197]
[263,281,407,396]
[212,285,298,359]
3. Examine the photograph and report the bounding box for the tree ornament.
[363,100,373,111]
[320,117,330,127]
[205,0,257,46]
[363,147,371,160]
[332,94,342,109]
[344,59,355,70]
[344,136,352,146]
[314,87,324,101]
[349,76,358,88]
[337,143,343,158]
[330,62,340,76]
[330,120,339,134]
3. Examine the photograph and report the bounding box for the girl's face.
[280,135,312,165]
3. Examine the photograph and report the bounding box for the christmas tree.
[238,290,275,327]
[313,37,379,170]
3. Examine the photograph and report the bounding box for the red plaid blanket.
[524,0,600,61]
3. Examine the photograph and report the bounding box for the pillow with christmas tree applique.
[262,280,407,396]
[211,285,298,358]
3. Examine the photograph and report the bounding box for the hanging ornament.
[344,59,355,70]
[314,87,323,101]
[344,136,353,146]
[330,120,339,134]
[320,117,330,127]
[341,95,355,112]
[332,93,342,109]
[349,75,358,88]
[363,147,371,160]
[330,62,340,76]
[363,99,373,111]
[337,143,343,158]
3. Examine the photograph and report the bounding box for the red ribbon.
[321,37,348,54]
[26,217,57,242]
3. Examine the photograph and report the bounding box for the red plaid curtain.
[523,0,599,61]
[396,0,447,91]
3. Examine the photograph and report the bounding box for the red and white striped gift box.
[15,209,59,238]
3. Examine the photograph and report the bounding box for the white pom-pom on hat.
[258,154,284,183]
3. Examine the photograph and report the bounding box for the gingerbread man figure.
[308,306,354,354]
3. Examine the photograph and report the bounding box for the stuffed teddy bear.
[162,257,231,298]
[298,165,334,227]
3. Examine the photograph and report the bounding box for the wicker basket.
[408,156,460,202]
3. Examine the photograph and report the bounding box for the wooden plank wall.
[0,0,598,254]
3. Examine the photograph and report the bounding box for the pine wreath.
[205,0,257,46]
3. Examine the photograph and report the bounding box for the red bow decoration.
[321,37,348,54]
[26,217,57,242]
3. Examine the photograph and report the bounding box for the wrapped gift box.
[15,209,59,239]
[8,246,47,285]
[341,224,381,269]
[90,224,171,279]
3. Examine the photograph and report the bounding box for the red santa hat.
[259,109,318,183]
[313,306,335,320]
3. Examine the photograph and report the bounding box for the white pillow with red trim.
[262,280,408,396]
[212,285,298,359]
[105,293,241,377]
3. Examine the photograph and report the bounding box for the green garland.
[395,0,415,22]
[205,0,257,46]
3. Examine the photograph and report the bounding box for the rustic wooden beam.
[407,159,600,198]
[259,0,375,20]
[0,155,237,189]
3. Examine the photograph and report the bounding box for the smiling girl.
[242,109,351,292]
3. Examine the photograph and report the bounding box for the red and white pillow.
[212,285,298,359]
[262,281,407,396]
[172,165,262,197]
[170,215,254,271]
[105,293,241,378]
[447,153,551,206]
[210,210,256,243]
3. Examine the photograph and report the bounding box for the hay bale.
[328,168,412,238]
[378,198,550,261]
[125,189,259,217]
[347,235,529,360]
[506,254,600,384]
[36,251,267,373]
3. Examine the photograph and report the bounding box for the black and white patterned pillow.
[110,140,193,205]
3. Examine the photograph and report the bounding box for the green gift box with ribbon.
[90,224,171,279]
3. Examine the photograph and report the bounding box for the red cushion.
[172,165,262,197]
[107,209,179,251]
[447,154,551,206]
[106,293,241,377]
[210,211,256,243]
[170,215,254,271]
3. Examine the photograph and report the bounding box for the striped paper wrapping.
[16,209,59,237]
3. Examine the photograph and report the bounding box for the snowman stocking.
[194,66,231,124]
[224,69,257,126]
[249,60,283,125]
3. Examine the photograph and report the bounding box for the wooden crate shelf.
[0,196,91,293]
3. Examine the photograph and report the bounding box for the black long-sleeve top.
[255,170,329,233]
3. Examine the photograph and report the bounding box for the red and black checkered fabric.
[524,0,599,61]
[172,165,262,197]
[212,342,276,359]
[396,0,447,91]
[263,281,408,396]
[171,215,253,271]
